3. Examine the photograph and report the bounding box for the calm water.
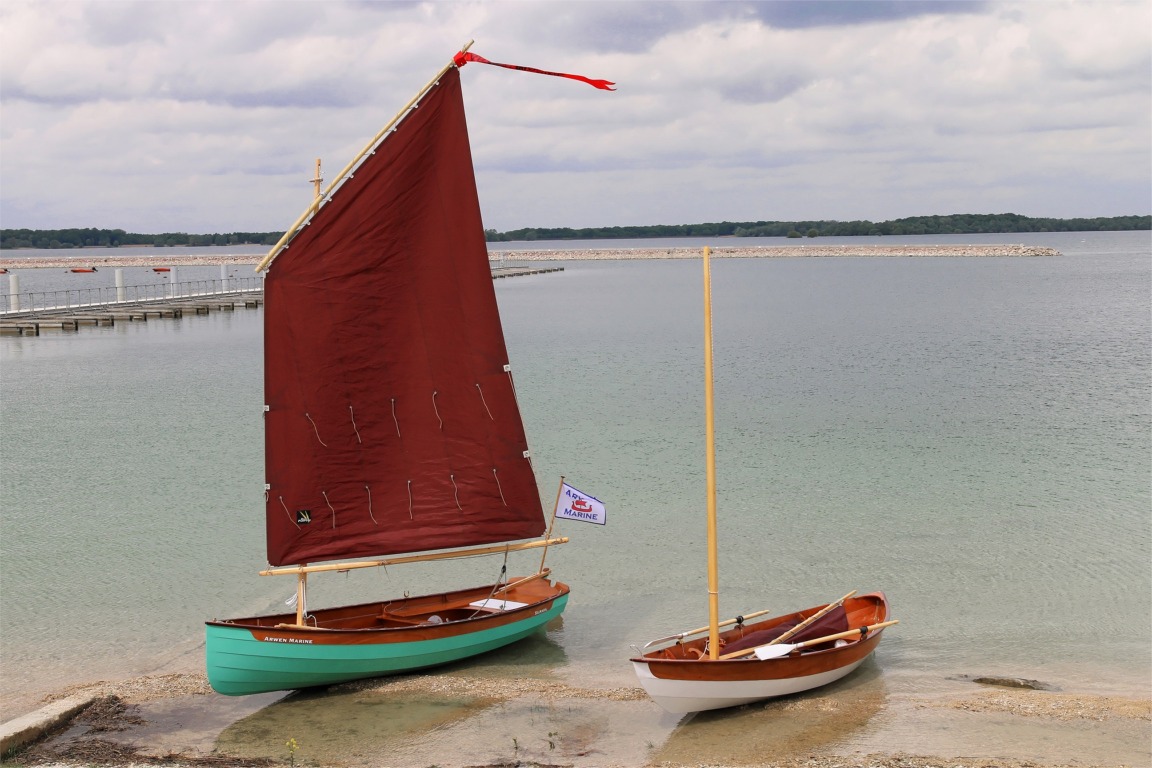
[1,231,1149,720]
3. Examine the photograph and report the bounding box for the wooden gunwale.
[207,577,569,645]
[630,592,889,681]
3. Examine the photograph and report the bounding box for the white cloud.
[1,0,1148,233]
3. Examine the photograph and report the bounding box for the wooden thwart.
[642,609,775,650]
[382,570,552,618]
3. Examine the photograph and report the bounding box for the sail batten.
[264,68,544,567]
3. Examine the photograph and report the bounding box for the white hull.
[631,655,868,714]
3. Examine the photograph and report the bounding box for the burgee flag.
[554,483,606,525]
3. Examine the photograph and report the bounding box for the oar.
[715,591,856,660]
[641,609,775,650]
[766,590,857,647]
[745,620,900,660]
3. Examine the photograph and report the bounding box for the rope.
[391,398,401,437]
[322,490,336,528]
[305,413,328,446]
[432,390,443,429]
[365,485,378,525]
[349,405,362,443]
[492,468,507,505]
[279,496,300,528]
[467,559,509,619]
[451,474,462,510]
[476,383,494,419]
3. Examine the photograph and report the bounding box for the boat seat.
[467,598,529,611]
[376,614,428,626]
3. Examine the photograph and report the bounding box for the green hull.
[206,593,567,696]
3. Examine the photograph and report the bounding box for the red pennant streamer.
[453,51,615,91]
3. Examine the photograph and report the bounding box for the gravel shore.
[5,672,1147,768]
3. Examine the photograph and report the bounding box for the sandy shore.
[6,670,1147,768]
[0,244,1060,270]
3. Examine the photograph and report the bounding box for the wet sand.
[0,243,1060,271]
[7,666,1148,768]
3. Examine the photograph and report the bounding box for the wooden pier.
[0,295,263,336]
[1,266,559,336]
[490,265,563,279]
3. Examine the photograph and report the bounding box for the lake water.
[1,231,1149,725]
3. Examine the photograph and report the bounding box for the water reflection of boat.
[215,632,571,764]
[650,660,888,765]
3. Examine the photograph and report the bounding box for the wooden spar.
[311,158,323,201]
[256,40,476,273]
[719,620,901,660]
[539,476,565,571]
[703,245,720,660]
[641,609,775,650]
[494,569,551,595]
[295,570,306,626]
[259,536,569,577]
[767,590,857,647]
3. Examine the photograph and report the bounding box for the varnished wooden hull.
[631,592,889,714]
[206,577,568,696]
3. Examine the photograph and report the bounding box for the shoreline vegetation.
[1,213,1148,250]
[0,244,1061,271]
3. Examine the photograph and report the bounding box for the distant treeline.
[2,214,1149,250]
[0,228,282,250]
[485,213,1152,241]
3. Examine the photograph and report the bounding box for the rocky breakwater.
[493,243,1061,261]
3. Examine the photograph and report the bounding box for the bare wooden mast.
[703,245,721,660]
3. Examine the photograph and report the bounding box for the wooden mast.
[292,159,322,628]
[703,245,721,660]
[311,159,323,201]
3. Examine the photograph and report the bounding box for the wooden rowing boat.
[630,246,896,713]
[631,592,892,713]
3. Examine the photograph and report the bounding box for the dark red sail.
[262,67,544,566]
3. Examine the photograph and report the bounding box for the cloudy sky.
[1,0,1149,234]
